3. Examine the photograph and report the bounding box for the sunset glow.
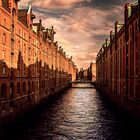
[19,0,135,68]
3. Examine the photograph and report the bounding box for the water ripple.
[0,83,140,140]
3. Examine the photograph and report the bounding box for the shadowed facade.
[96,1,140,117]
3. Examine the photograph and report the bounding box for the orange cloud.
[18,0,135,69]
[30,0,85,9]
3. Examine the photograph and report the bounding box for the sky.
[19,0,136,69]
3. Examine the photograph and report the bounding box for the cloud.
[18,0,137,69]
[30,0,86,9]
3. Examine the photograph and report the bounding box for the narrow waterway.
[0,83,140,140]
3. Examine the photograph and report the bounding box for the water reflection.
[0,83,140,140]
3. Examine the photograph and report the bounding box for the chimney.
[115,21,118,50]
[115,21,118,35]
[124,3,129,24]
[59,46,62,51]
[105,39,108,47]
[110,31,113,42]
[39,19,42,31]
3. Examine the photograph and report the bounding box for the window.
[28,82,30,92]
[24,33,26,39]
[32,82,35,92]
[10,84,14,99]
[2,0,9,8]
[10,68,14,79]
[2,33,6,44]
[36,81,38,90]
[18,67,20,75]
[1,84,6,99]
[2,50,5,60]
[23,65,26,75]
[17,83,20,95]
[12,8,16,23]
[18,41,21,50]
[128,6,132,17]
[19,29,20,36]
[24,44,26,53]
[23,82,26,94]
[2,65,6,75]
[4,18,6,27]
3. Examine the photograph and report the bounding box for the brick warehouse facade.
[96,1,140,116]
[0,0,77,124]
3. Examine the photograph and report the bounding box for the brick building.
[88,62,96,82]
[96,1,140,116]
[0,0,77,123]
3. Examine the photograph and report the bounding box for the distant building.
[83,69,88,80]
[78,66,95,81]
[78,68,84,80]
[88,62,96,81]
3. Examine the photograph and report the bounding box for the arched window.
[23,82,26,94]
[2,50,5,60]
[4,18,6,27]
[17,83,20,95]
[12,8,16,23]
[11,68,14,79]
[36,81,38,90]
[18,41,20,50]
[44,80,45,87]
[2,65,6,75]
[42,80,43,88]
[12,8,16,39]
[19,29,20,36]
[32,82,35,92]
[28,82,30,93]
[10,84,14,99]
[2,33,6,44]
[1,84,6,99]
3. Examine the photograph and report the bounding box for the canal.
[0,83,140,140]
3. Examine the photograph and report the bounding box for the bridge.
[70,80,96,88]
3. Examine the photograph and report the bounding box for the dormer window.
[2,0,9,10]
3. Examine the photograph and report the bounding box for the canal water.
[0,83,140,140]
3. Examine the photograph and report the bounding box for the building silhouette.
[88,62,96,82]
[96,1,140,116]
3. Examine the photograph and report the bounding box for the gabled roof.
[18,5,35,26]
[18,9,28,26]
